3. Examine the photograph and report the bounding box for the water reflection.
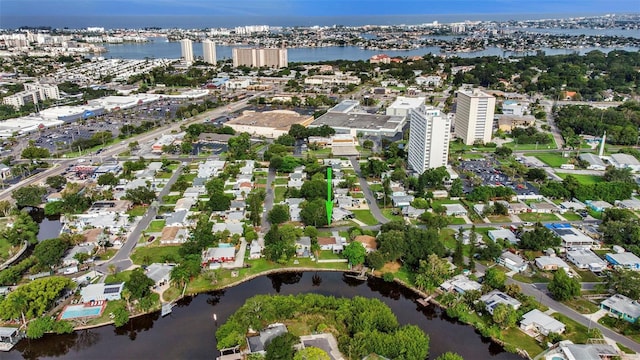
[7,272,521,360]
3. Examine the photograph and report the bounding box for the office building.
[407,105,451,173]
[202,39,216,65]
[232,48,288,68]
[454,88,496,145]
[180,39,194,64]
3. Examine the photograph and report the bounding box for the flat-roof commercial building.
[386,96,426,118]
[202,39,216,65]
[609,153,640,172]
[454,88,496,145]
[496,114,536,132]
[226,110,313,138]
[407,105,451,173]
[232,47,288,68]
[311,102,406,138]
[180,39,194,63]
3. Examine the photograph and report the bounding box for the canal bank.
[7,271,521,360]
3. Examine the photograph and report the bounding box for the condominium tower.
[454,88,496,145]
[407,105,452,174]
[232,48,288,68]
[180,39,194,64]
[202,39,217,65]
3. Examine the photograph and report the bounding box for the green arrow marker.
[326,167,333,225]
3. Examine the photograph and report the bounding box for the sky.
[1,0,639,17]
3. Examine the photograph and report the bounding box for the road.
[348,156,388,224]
[540,100,564,150]
[0,94,260,203]
[474,261,640,353]
[260,168,276,240]
[96,163,184,274]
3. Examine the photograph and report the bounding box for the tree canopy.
[548,269,580,301]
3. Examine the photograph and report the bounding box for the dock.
[0,327,23,352]
[344,269,367,281]
[416,295,435,307]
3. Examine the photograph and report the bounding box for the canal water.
[8,272,520,360]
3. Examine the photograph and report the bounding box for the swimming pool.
[218,243,233,248]
[59,304,104,320]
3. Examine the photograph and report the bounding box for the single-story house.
[520,309,565,336]
[586,200,613,213]
[535,256,570,271]
[247,323,289,355]
[249,240,262,259]
[443,203,467,217]
[600,294,640,323]
[605,251,640,270]
[566,249,607,272]
[175,197,197,212]
[202,246,236,266]
[529,202,559,214]
[296,236,312,257]
[402,206,425,218]
[354,235,377,253]
[62,244,96,266]
[498,251,528,273]
[183,186,204,198]
[391,195,414,208]
[160,226,189,244]
[508,202,530,214]
[440,275,482,294]
[480,290,521,315]
[488,229,519,244]
[145,263,174,287]
[229,200,246,212]
[545,223,594,249]
[579,153,606,171]
[80,282,125,302]
[559,201,586,211]
[212,222,244,236]
[317,237,343,253]
[165,210,189,227]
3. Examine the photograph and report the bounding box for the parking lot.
[457,158,539,196]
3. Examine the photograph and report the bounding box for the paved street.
[260,168,277,242]
[348,156,388,224]
[97,163,184,274]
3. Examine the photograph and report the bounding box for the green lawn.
[351,192,365,199]
[562,212,583,221]
[552,313,598,344]
[162,195,181,204]
[127,205,148,217]
[535,152,569,167]
[256,178,267,185]
[556,173,604,185]
[352,210,378,226]
[381,209,403,222]
[182,173,197,182]
[488,215,512,223]
[449,217,467,225]
[318,250,344,260]
[156,171,173,179]
[500,328,545,358]
[518,212,560,222]
[131,245,182,265]
[147,220,166,233]
[105,270,132,284]
[274,178,289,185]
[573,268,603,283]
[562,297,600,314]
[275,187,286,203]
[368,183,383,192]
[599,316,640,343]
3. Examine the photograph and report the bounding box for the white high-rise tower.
[180,39,194,64]
[599,131,607,157]
[407,105,452,174]
[454,88,496,145]
[202,39,217,65]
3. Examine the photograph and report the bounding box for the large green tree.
[342,241,366,266]
[548,268,580,301]
[12,185,47,207]
[125,268,154,299]
[268,204,290,225]
[33,238,69,268]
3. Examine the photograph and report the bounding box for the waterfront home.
[440,275,482,294]
[317,237,342,253]
[498,251,528,273]
[80,283,124,302]
[519,309,565,337]
[353,235,377,253]
[480,290,521,315]
[247,323,289,355]
[146,263,174,288]
[249,240,262,260]
[600,294,640,323]
[202,246,236,266]
[605,251,640,270]
[296,236,312,257]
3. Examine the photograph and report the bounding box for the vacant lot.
[352,210,378,226]
[535,152,569,167]
[556,173,604,185]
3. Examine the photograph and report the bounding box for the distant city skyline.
[1,0,638,17]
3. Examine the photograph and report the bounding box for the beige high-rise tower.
[202,39,216,65]
[232,48,288,68]
[454,88,496,145]
[180,39,194,64]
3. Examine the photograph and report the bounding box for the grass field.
[274,178,288,185]
[553,313,600,344]
[536,152,569,167]
[562,297,600,314]
[449,217,467,225]
[488,215,512,223]
[127,205,148,217]
[131,245,182,265]
[556,173,604,185]
[162,195,181,204]
[147,220,166,233]
[518,212,560,222]
[562,212,583,221]
[500,328,545,358]
[381,209,403,222]
[352,210,378,226]
[275,187,286,203]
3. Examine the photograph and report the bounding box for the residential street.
[259,167,276,242]
[349,156,388,224]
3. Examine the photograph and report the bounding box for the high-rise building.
[407,105,452,174]
[454,88,496,145]
[232,48,287,68]
[202,39,216,65]
[180,39,194,64]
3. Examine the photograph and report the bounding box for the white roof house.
[609,153,640,172]
[480,290,521,315]
[145,263,174,286]
[80,283,124,302]
[488,229,518,244]
[605,252,640,270]
[615,198,640,211]
[498,251,528,273]
[520,309,565,336]
[443,203,467,217]
[535,256,570,271]
[440,275,482,294]
[600,294,640,323]
[579,153,606,171]
[566,249,607,271]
